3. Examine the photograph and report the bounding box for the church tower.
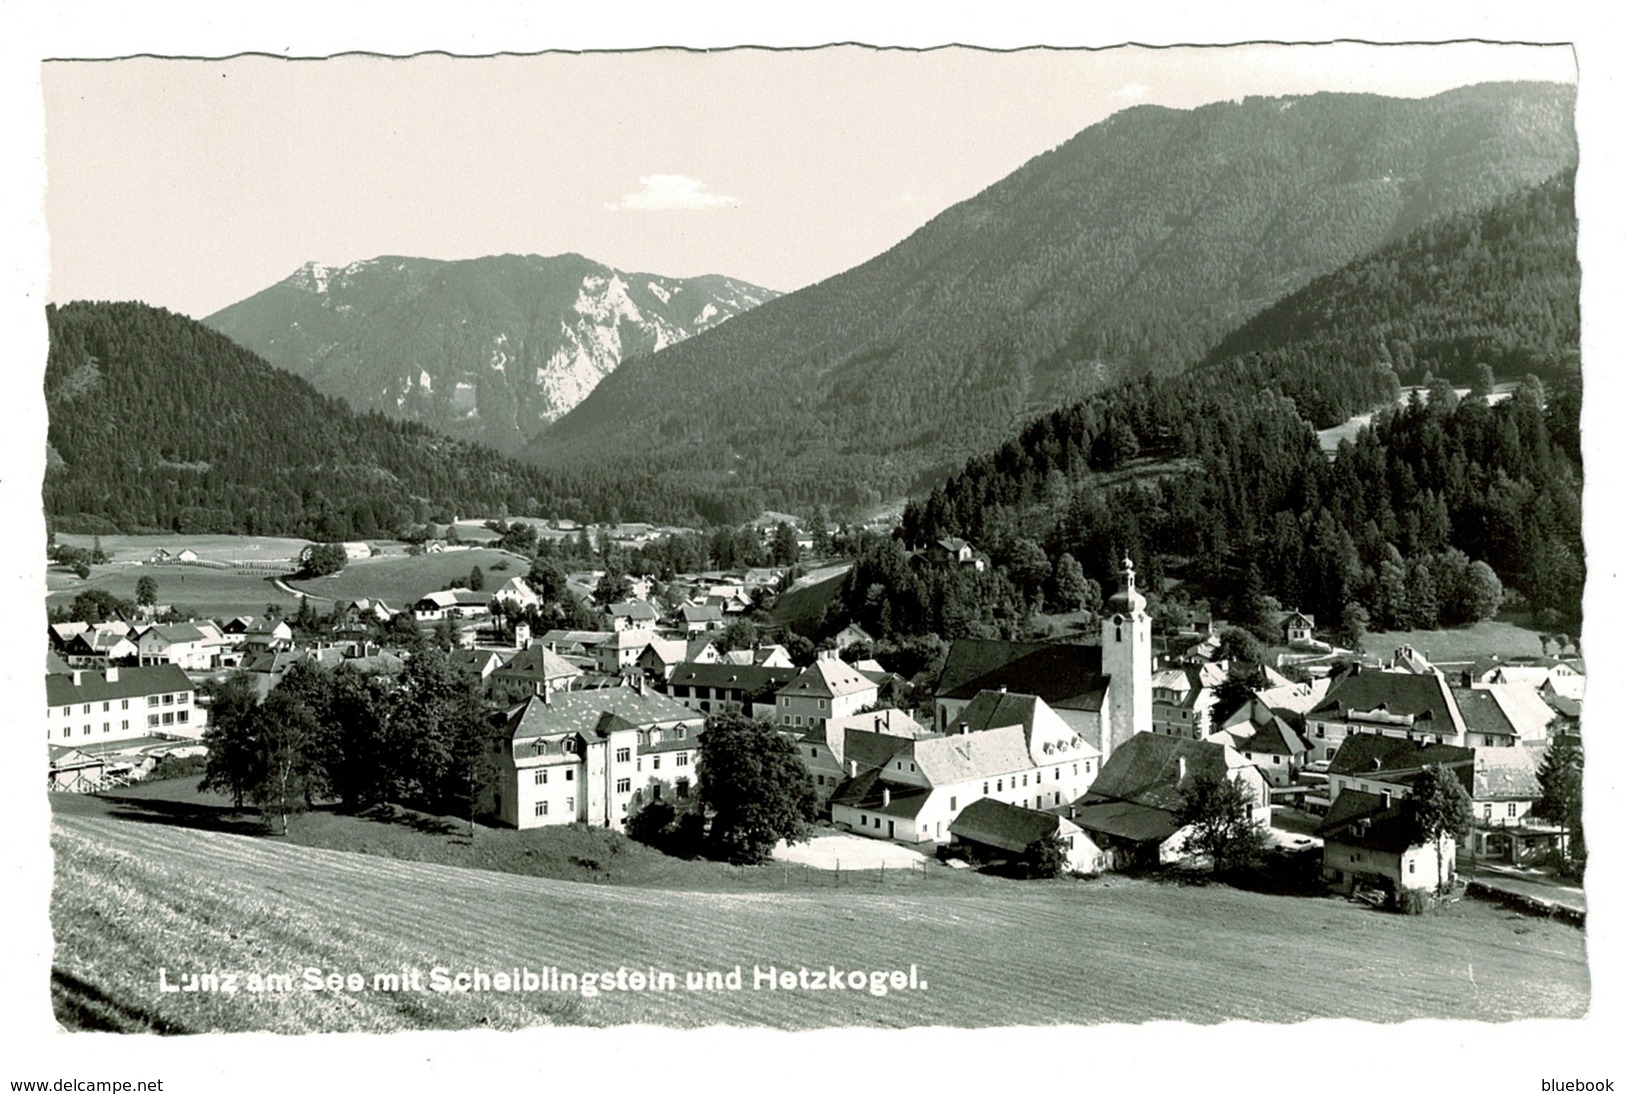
[1100,556,1152,762]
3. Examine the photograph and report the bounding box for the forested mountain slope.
[534,82,1575,517]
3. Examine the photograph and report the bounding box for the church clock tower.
[1100,556,1152,761]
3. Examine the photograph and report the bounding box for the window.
[816,775,824,786]
[64,726,71,737]
[121,699,129,710]
[1022,775,1028,787]
[676,778,690,800]
[652,756,661,770]
[615,747,631,763]
[163,693,174,706]
[818,699,826,710]
[82,704,91,714]
[535,802,549,817]
[1507,802,1518,818]
[949,796,957,810]
[61,706,70,717]
[177,710,188,723]
[162,712,174,726]
[674,727,685,739]
[179,692,190,704]
[534,771,547,785]
[676,753,689,767]
[121,720,128,731]
[102,701,110,712]
[616,778,631,794]
[102,722,109,733]
[147,714,160,728]
[810,747,819,758]
[565,796,575,812]
[565,769,575,782]
[996,780,1003,792]
[983,782,989,794]
[1483,804,1492,820]
[1408,859,1415,874]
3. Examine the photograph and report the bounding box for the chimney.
[104,665,118,683]
[72,669,83,686]
[848,759,858,778]
[882,787,891,807]
[1380,789,1392,809]
[958,722,969,736]
[998,684,1008,693]
[1176,756,1187,782]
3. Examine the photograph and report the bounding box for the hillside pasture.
[57,533,313,565]
[1365,619,1551,666]
[51,807,1587,1033]
[284,548,523,605]
[46,564,299,621]
[770,564,850,632]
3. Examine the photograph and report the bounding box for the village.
[44,521,1586,918]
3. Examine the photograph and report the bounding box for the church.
[932,557,1152,765]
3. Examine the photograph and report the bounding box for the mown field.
[1364,619,1552,664]
[46,564,302,621]
[50,807,1588,1033]
[284,548,523,605]
[57,533,313,564]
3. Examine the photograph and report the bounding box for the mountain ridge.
[203,252,778,454]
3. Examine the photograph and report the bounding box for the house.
[1149,664,1221,739]
[239,618,295,652]
[594,628,658,675]
[923,537,988,571]
[679,603,724,634]
[1303,665,1468,763]
[332,598,397,626]
[775,650,880,732]
[1317,789,1454,895]
[1324,734,1474,808]
[607,600,661,632]
[175,548,199,563]
[450,648,505,683]
[1208,698,1311,787]
[635,637,691,681]
[1388,644,1438,675]
[1467,655,1585,703]
[340,541,373,560]
[61,628,139,668]
[1280,609,1316,646]
[46,664,206,746]
[1451,683,1557,748]
[657,662,795,721]
[133,623,214,671]
[797,709,933,804]
[538,630,614,670]
[832,623,874,652]
[949,798,1103,873]
[492,577,540,613]
[488,645,585,704]
[412,589,492,622]
[1067,733,1269,869]
[934,558,1152,764]
[484,685,704,831]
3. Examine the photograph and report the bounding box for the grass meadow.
[50,791,1588,1033]
[47,564,301,621]
[284,547,523,605]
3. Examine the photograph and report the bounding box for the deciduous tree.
[696,713,817,864]
[1409,763,1474,893]
[1175,772,1267,876]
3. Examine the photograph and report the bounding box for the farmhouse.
[1067,733,1268,869]
[948,798,1103,873]
[46,664,206,746]
[1317,789,1454,896]
[412,589,492,622]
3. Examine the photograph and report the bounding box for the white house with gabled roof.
[775,649,879,731]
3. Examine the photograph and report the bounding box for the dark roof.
[1315,789,1425,853]
[663,662,795,694]
[1067,798,1182,844]
[500,687,700,745]
[1082,733,1244,813]
[833,728,915,774]
[46,664,194,705]
[952,690,1041,734]
[1450,687,1519,740]
[1325,734,1473,785]
[949,797,1066,852]
[1310,669,1455,728]
[936,639,1107,712]
[827,775,931,819]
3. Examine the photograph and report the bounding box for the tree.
[770,521,800,566]
[1022,832,1070,879]
[251,691,323,836]
[1408,764,1474,894]
[718,618,759,653]
[1216,626,1265,665]
[696,713,818,864]
[1051,552,1089,612]
[135,575,158,608]
[468,565,486,592]
[1534,734,1584,874]
[300,543,348,578]
[198,673,263,810]
[1175,772,1268,876]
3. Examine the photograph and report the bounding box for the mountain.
[531,82,1576,519]
[45,301,589,538]
[203,253,777,453]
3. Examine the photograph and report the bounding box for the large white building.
[46,664,207,746]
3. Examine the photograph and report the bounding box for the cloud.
[1110,82,1150,100]
[614,174,736,211]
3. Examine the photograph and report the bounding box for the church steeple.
[1100,556,1151,762]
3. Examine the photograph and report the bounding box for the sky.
[41,41,1578,320]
